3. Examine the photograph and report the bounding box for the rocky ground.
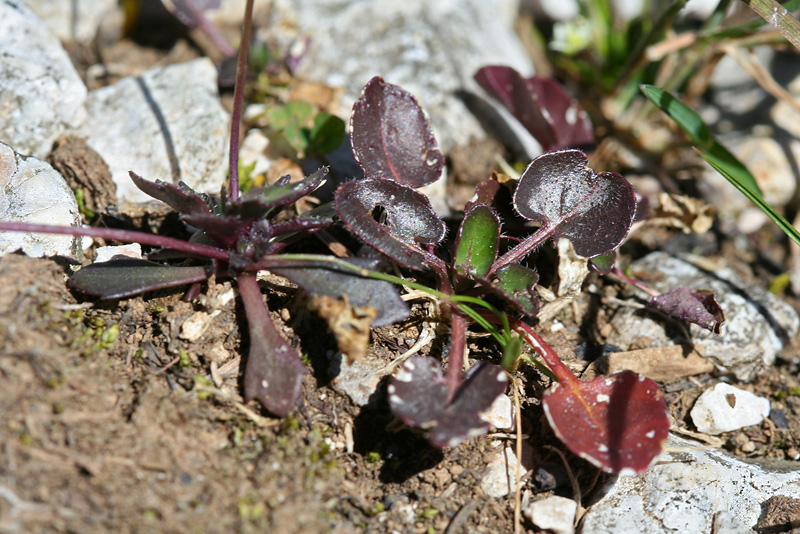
[3,1,800,533]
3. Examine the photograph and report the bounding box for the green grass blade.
[698,148,800,247]
[640,84,763,197]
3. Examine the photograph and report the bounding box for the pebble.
[524,495,577,534]
[0,142,82,259]
[328,353,386,407]
[605,252,799,381]
[24,0,118,43]
[480,446,521,498]
[94,243,142,263]
[690,383,770,435]
[479,393,514,431]
[581,433,800,533]
[268,0,534,154]
[78,58,230,206]
[0,0,87,158]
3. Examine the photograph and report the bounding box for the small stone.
[79,58,230,206]
[0,142,82,258]
[328,353,385,407]
[479,394,514,430]
[480,446,520,498]
[0,1,88,158]
[94,243,142,263]
[691,383,770,435]
[711,511,753,534]
[180,311,212,342]
[524,496,577,534]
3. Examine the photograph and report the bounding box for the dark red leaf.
[388,357,508,448]
[543,370,670,475]
[513,150,636,258]
[68,259,211,299]
[350,77,444,188]
[130,171,212,216]
[475,65,557,150]
[335,178,445,270]
[239,273,307,417]
[648,287,726,334]
[525,76,594,149]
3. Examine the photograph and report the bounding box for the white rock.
[24,0,117,43]
[328,353,385,407]
[180,311,213,342]
[605,252,799,381]
[525,496,576,534]
[480,393,514,431]
[581,434,799,533]
[79,58,230,206]
[534,0,580,21]
[480,446,521,498]
[94,243,143,263]
[0,142,81,258]
[239,129,271,177]
[0,1,87,158]
[690,383,770,435]
[268,0,535,154]
[711,511,754,534]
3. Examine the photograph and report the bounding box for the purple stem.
[488,223,558,276]
[509,318,580,387]
[227,0,255,201]
[610,266,659,297]
[0,221,230,261]
[180,0,237,58]
[445,309,468,402]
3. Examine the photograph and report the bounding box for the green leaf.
[492,264,539,316]
[454,205,500,278]
[697,148,800,247]
[640,84,763,198]
[309,112,345,154]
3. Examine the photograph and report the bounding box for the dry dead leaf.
[582,344,714,382]
[651,193,714,234]
[309,294,377,362]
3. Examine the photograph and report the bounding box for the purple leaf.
[350,77,444,188]
[526,76,594,149]
[68,259,211,299]
[238,273,307,417]
[648,287,726,334]
[388,356,508,448]
[270,258,410,327]
[543,370,670,475]
[513,150,636,258]
[130,172,212,216]
[475,66,594,151]
[335,178,446,270]
[239,167,328,214]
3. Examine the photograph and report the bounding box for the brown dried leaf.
[582,344,714,382]
[652,193,714,234]
[310,294,377,362]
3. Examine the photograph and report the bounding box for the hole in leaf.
[371,205,388,225]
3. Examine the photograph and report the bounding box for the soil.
[3,7,800,534]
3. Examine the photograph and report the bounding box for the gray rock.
[524,495,577,534]
[690,383,770,435]
[581,434,798,533]
[78,58,230,206]
[0,142,81,258]
[24,0,117,43]
[605,252,799,381]
[0,0,87,158]
[480,445,522,498]
[268,0,535,154]
[328,353,385,407]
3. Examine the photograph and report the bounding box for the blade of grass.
[741,0,800,50]
[698,148,800,247]
[640,84,763,197]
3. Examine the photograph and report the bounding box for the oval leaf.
[490,264,539,316]
[454,204,500,278]
[335,178,445,270]
[350,77,444,188]
[513,150,636,258]
[543,370,670,475]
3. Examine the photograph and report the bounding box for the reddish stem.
[508,318,580,387]
[0,221,230,261]
[445,309,468,402]
[488,223,558,276]
[181,0,237,58]
[228,0,255,201]
[610,266,659,297]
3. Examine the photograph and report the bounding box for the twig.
[722,44,800,113]
[511,375,524,534]
[741,0,800,51]
[543,445,583,525]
